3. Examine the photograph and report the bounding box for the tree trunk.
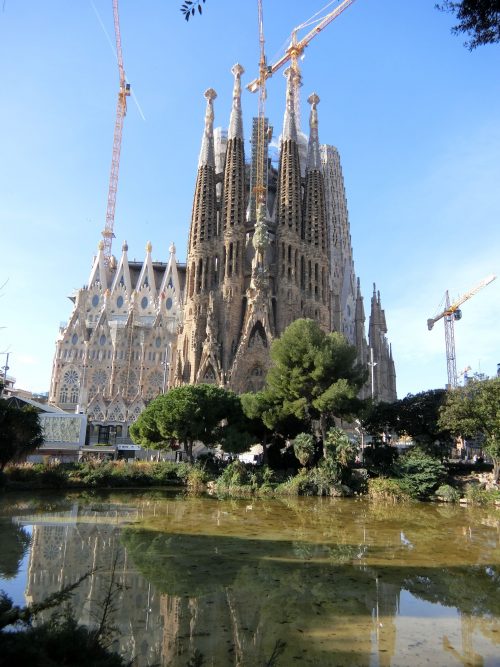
[261,433,268,465]
[320,414,327,452]
[186,439,194,464]
[493,459,499,484]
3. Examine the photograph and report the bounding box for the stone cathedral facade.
[173,65,396,399]
[49,63,396,440]
[48,241,183,441]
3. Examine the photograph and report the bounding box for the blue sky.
[0,0,499,397]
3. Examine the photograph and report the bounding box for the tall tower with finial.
[173,60,397,400]
[176,88,220,385]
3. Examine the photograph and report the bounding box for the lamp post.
[354,418,365,463]
[162,342,172,393]
[0,352,10,396]
[368,347,377,400]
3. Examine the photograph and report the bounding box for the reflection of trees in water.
[122,496,500,666]
[0,519,31,579]
[3,494,500,666]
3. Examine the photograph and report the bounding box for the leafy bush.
[150,461,191,484]
[218,460,249,486]
[435,484,461,503]
[308,458,343,495]
[214,460,254,496]
[6,462,46,482]
[392,449,445,499]
[464,484,500,505]
[275,469,316,496]
[292,433,316,467]
[186,466,208,492]
[367,477,411,503]
[324,428,357,468]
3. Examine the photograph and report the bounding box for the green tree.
[0,400,44,470]
[364,389,453,459]
[130,384,252,462]
[439,377,500,481]
[292,432,316,468]
[437,1,500,49]
[262,319,367,439]
[392,449,446,499]
[324,427,357,468]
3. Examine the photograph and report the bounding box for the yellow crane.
[247,0,357,122]
[248,0,357,203]
[101,0,130,266]
[427,274,496,389]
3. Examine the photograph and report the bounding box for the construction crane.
[254,0,268,209]
[247,0,357,128]
[427,274,496,389]
[248,0,357,204]
[101,0,130,266]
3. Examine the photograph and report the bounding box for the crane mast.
[101,0,130,266]
[427,274,496,389]
[255,0,269,209]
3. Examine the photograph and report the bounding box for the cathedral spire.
[228,64,244,140]
[88,240,108,289]
[198,88,217,168]
[282,68,298,142]
[306,93,321,171]
[111,240,132,295]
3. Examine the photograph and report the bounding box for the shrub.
[292,433,316,467]
[367,478,412,503]
[6,462,46,483]
[324,428,357,468]
[435,484,461,503]
[186,466,208,492]
[307,458,343,496]
[392,449,445,499]
[218,460,249,487]
[150,460,189,484]
[464,484,500,505]
[275,469,315,496]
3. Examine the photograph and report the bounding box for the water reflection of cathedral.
[15,502,403,667]
[13,499,500,667]
[19,506,164,666]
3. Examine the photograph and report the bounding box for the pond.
[0,491,499,666]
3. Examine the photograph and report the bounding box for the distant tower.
[368,284,397,402]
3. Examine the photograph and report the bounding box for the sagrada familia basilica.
[49,64,396,442]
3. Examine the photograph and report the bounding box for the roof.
[3,395,66,413]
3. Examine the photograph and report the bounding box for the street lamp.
[0,352,10,396]
[368,347,377,400]
[162,342,172,393]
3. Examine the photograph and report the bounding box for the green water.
[0,491,499,666]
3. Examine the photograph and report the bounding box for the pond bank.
[2,459,499,506]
